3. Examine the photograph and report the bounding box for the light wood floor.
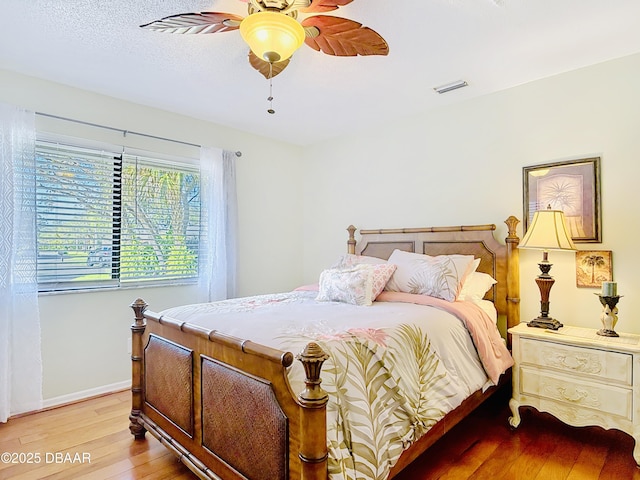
[0,390,193,480]
[0,388,638,479]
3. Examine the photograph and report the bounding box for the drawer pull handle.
[546,352,602,374]
[557,387,588,403]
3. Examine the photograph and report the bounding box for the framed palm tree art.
[523,157,601,243]
[576,250,612,288]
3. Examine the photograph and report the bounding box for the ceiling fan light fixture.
[240,11,305,63]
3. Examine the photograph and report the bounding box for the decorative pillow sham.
[384,249,475,302]
[316,264,375,306]
[458,272,497,302]
[332,253,388,267]
[333,253,397,299]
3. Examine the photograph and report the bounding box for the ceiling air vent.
[433,80,468,94]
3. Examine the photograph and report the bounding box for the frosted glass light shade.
[520,209,577,251]
[240,11,305,63]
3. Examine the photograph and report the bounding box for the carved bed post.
[296,343,330,480]
[504,216,521,346]
[129,298,147,439]
[347,225,357,255]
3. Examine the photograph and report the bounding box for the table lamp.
[519,206,577,329]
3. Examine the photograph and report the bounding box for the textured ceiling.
[2,0,640,146]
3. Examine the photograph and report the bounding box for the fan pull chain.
[267,63,275,114]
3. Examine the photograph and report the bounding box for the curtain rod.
[35,112,242,157]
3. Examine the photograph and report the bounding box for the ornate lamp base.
[529,261,562,330]
[528,316,563,330]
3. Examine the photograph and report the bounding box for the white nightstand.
[508,322,640,464]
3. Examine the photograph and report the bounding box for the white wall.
[0,69,305,401]
[302,53,640,335]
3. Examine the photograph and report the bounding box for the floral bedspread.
[282,324,465,480]
[161,291,511,480]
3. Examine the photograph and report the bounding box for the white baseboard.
[42,380,131,410]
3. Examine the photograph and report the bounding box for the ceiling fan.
[140,0,389,81]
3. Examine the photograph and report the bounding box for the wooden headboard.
[346,217,521,342]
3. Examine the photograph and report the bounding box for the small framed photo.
[575,250,612,288]
[523,157,601,243]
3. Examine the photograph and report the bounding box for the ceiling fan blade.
[302,16,389,56]
[140,12,244,34]
[300,0,354,13]
[248,51,290,79]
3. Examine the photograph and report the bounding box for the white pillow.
[469,257,481,274]
[385,250,475,302]
[316,264,375,306]
[458,271,498,302]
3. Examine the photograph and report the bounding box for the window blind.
[120,154,201,285]
[35,139,200,292]
[36,142,120,290]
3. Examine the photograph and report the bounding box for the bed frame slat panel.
[201,357,288,480]
[144,335,194,436]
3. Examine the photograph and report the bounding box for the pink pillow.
[369,263,397,299]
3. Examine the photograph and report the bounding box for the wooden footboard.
[129,298,330,480]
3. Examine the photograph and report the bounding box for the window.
[36,139,201,292]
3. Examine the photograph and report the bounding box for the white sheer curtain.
[199,147,238,302]
[0,103,42,422]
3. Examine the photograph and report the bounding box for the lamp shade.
[520,208,577,251]
[239,11,305,63]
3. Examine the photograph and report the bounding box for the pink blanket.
[376,291,513,384]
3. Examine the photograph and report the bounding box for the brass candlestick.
[596,294,622,337]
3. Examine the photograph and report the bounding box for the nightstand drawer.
[520,366,633,421]
[520,337,632,386]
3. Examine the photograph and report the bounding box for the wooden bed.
[129,216,521,480]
